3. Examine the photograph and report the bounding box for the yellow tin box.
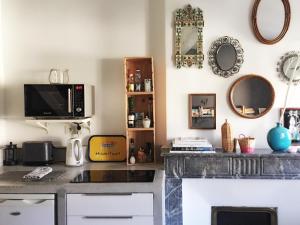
[88,135,126,162]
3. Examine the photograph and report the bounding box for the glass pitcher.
[49,69,69,84]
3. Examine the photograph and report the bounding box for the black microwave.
[24,84,93,119]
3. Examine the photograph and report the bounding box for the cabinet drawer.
[67,193,153,216]
[68,216,153,225]
[0,199,55,225]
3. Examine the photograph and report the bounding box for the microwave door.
[25,85,73,117]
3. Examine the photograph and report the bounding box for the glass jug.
[49,69,69,84]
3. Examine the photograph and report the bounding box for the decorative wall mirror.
[229,75,275,119]
[208,36,244,78]
[175,5,204,69]
[277,51,300,85]
[252,0,291,45]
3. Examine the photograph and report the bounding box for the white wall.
[165,0,300,147]
[1,0,166,148]
[183,179,300,225]
[0,0,5,146]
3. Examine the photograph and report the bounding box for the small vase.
[267,122,291,152]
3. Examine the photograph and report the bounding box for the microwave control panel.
[73,85,85,117]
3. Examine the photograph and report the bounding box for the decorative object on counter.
[251,0,291,45]
[221,119,234,152]
[175,4,204,69]
[88,135,126,162]
[144,79,152,92]
[229,74,275,119]
[189,94,216,129]
[143,116,151,128]
[137,147,147,163]
[267,123,291,152]
[3,142,17,166]
[280,108,300,142]
[208,36,244,78]
[49,68,69,84]
[277,51,300,85]
[124,57,156,165]
[238,134,255,154]
[135,69,142,91]
[129,138,136,164]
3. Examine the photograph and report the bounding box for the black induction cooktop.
[70,170,155,183]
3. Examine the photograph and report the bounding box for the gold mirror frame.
[175,5,204,68]
[252,0,291,45]
[228,75,275,119]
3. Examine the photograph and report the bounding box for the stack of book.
[171,137,215,153]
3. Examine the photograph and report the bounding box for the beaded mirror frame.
[175,5,204,69]
[208,36,244,78]
[277,51,300,85]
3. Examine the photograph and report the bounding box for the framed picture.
[189,94,216,129]
[280,108,300,142]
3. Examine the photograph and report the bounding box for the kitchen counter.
[0,162,165,225]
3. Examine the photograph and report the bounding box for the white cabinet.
[67,193,153,225]
[0,194,55,225]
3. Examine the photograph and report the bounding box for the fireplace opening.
[211,206,278,225]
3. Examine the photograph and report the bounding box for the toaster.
[22,141,54,165]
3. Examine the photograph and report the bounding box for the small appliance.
[66,137,83,166]
[22,141,54,165]
[24,84,93,119]
[4,142,17,166]
[70,170,155,183]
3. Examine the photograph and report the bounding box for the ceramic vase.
[267,123,291,152]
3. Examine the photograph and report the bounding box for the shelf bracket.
[35,121,49,133]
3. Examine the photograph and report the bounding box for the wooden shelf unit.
[124,57,156,165]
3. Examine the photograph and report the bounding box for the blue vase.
[267,123,291,152]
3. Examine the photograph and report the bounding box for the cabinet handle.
[83,193,133,196]
[83,216,133,220]
[10,212,21,216]
[68,88,72,113]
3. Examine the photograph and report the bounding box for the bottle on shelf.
[135,69,142,91]
[128,97,135,128]
[128,113,135,128]
[128,73,135,92]
[129,138,136,164]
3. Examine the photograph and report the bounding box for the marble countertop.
[0,162,164,193]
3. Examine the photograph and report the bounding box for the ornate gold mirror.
[175,5,204,68]
[208,36,244,78]
[277,51,300,85]
[252,0,291,45]
[229,75,275,119]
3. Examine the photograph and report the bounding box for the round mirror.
[229,75,275,119]
[278,51,300,85]
[216,44,237,71]
[252,0,291,45]
[208,36,244,78]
